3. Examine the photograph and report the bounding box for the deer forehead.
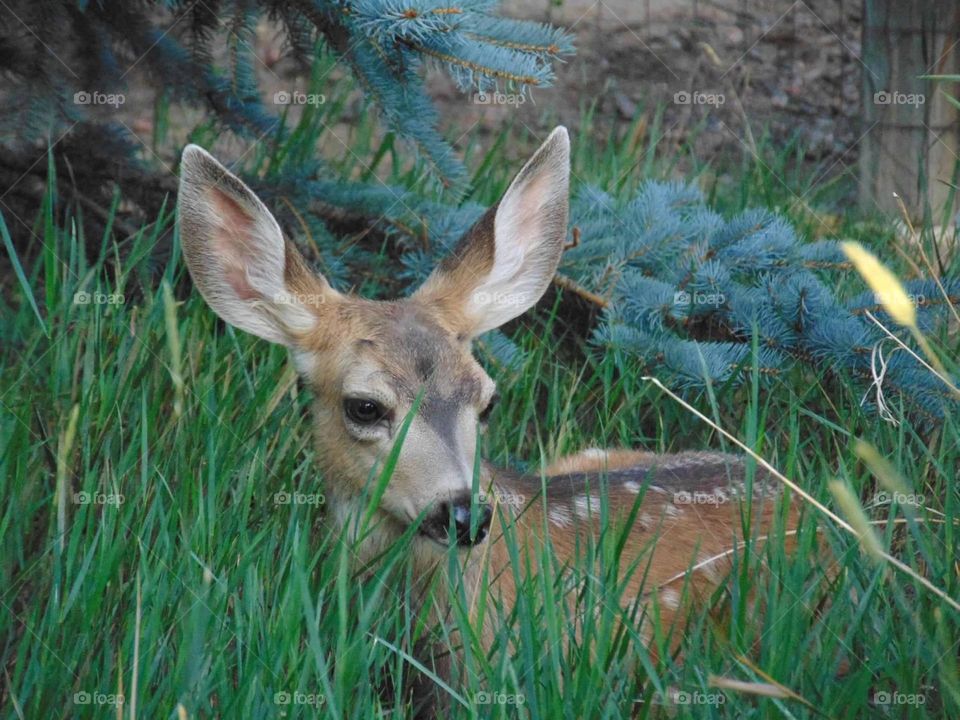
[294,298,495,406]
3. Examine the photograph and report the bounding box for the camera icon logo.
[874,91,891,105]
[73,91,91,105]
[673,91,691,105]
[273,90,291,105]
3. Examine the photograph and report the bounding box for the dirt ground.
[425,0,862,169]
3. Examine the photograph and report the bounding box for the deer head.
[177,128,570,549]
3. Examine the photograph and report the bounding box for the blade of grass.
[0,212,48,336]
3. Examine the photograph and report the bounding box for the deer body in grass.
[177,128,797,693]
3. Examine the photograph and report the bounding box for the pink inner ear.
[224,266,260,301]
[209,187,263,302]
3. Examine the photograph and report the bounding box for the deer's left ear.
[414,126,570,338]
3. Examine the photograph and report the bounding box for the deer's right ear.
[177,145,337,346]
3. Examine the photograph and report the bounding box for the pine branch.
[557,182,960,422]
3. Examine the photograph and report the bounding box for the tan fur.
[544,447,657,474]
[485,457,797,653]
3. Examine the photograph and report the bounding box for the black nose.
[450,501,492,546]
[424,499,492,546]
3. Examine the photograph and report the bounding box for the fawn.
[178,127,798,710]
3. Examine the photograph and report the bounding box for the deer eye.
[479,392,499,424]
[344,398,387,426]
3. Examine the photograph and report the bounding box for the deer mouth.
[418,519,490,547]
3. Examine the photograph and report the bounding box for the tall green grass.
[2,83,959,718]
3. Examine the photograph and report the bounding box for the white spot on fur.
[663,503,682,518]
[659,588,681,610]
[623,481,641,494]
[573,495,600,520]
[548,506,572,527]
[581,448,607,459]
